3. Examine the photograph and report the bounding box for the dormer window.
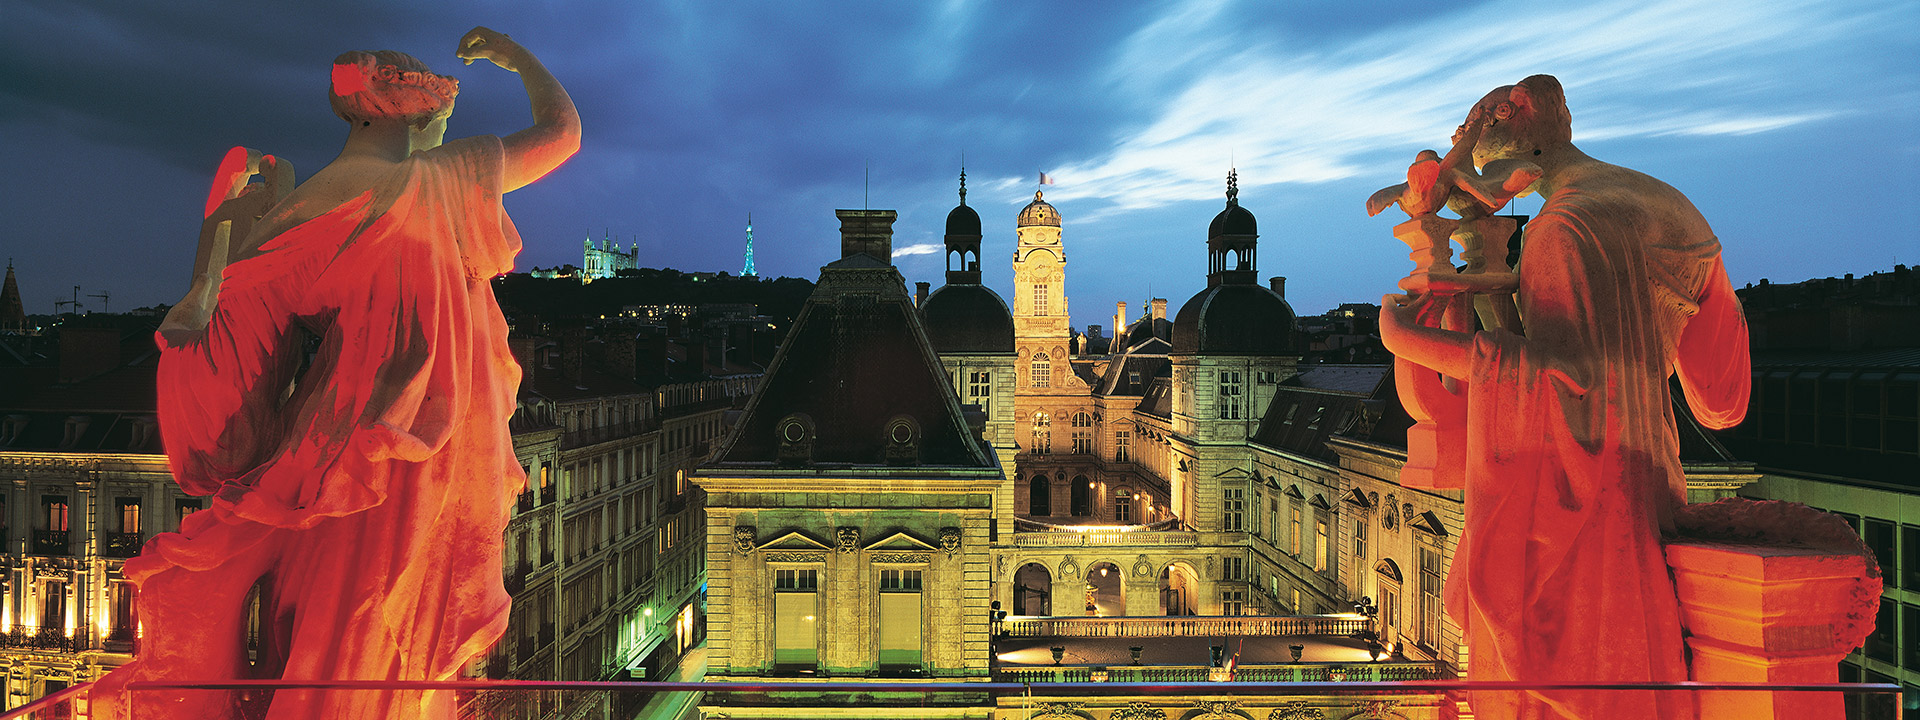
[0,415,26,446]
[60,416,90,450]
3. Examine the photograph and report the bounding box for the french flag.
[1038,172,1056,186]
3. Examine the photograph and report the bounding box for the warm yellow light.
[803,615,816,622]
[643,607,653,617]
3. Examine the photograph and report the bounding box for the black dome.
[1209,203,1257,238]
[1171,284,1296,355]
[920,285,1014,354]
[946,203,982,237]
[1120,315,1172,351]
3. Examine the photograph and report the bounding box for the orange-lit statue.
[1377,75,1750,719]
[92,27,578,719]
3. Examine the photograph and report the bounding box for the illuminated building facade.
[582,231,639,282]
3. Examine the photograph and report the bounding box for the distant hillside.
[492,268,815,326]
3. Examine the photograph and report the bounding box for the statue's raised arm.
[456,26,580,192]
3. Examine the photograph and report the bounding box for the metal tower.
[742,213,757,277]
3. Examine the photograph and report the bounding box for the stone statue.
[92,27,579,719]
[1377,75,1750,719]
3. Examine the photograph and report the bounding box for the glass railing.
[0,678,1901,719]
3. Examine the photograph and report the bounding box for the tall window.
[1222,589,1244,616]
[1029,476,1052,516]
[1031,353,1051,387]
[176,499,202,530]
[968,371,992,416]
[1418,541,1442,648]
[1070,412,1093,454]
[1218,371,1243,419]
[878,569,924,668]
[1113,430,1131,462]
[1289,502,1303,555]
[1224,556,1245,581]
[774,568,820,667]
[1222,488,1244,531]
[1070,476,1092,517]
[1114,490,1133,523]
[1314,519,1329,572]
[1031,412,1051,454]
[43,496,69,532]
[1352,516,1368,585]
[1033,284,1050,316]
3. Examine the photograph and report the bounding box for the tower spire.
[741,213,757,277]
[1226,167,1239,206]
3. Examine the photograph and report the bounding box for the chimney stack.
[1114,301,1127,336]
[914,282,930,307]
[836,209,898,263]
[1150,298,1167,321]
[1269,276,1287,298]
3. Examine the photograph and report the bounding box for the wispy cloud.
[893,243,943,258]
[995,0,1879,215]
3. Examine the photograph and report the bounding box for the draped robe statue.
[1380,75,1750,720]
[92,28,579,719]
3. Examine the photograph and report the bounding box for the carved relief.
[1058,556,1079,580]
[939,527,962,557]
[733,525,756,556]
[1205,556,1218,580]
[1345,700,1399,720]
[1133,554,1153,578]
[1268,702,1325,720]
[870,552,930,564]
[1401,503,1415,523]
[836,527,860,554]
[1189,699,1248,720]
[1111,702,1166,720]
[1381,495,1398,531]
[1033,701,1091,720]
[763,551,826,563]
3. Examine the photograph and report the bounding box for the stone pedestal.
[1665,540,1872,720]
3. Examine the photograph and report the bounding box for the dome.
[1120,315,1172,351]
[946,203,982,237]
[1017,191,1061,227]
[920,285,1015,354]
[1209,203,1257,238]
[1170,284,1297,356]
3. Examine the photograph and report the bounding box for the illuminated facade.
[582,231,639,282]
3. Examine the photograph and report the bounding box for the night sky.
[3,0,1915,331]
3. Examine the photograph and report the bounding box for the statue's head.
[1464,74,1573,168]
[329,51,460,146]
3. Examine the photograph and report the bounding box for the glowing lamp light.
[643,607,653,617]
[803,615,816,622]
[1099,567,1108,577]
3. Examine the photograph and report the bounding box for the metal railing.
[996,661,1448,683]
[1010,530,1198,547]
[31,530,70,556]
[999,614,1368,639]
[102,531,144,558]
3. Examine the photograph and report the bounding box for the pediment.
[863,531,938,552]
[758,531,832,551]
[1308,493,1331,510]
[1284,485,1305,499]
[1342,488,1372,508]
[1410,511,1450,537]
[1213,466,1251,480]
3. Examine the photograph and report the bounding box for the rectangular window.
[116,498,140,534]
[1224,556,1245,581]
[1906,603,1920,669]
[968,371,992,416]
[1867,519,1896,584]
[1217,371,1243,420]
[878,569,924,667]
[43,496,69,532]
[1866,597,1896,663]
[1314,519,1329,573]
[774,568,819,667]
[1033,285,1050,316]
[1114,491,1133,524]
[176,499,202,529]
[1905,526,1920,591]
[1114,430,1131,462]
[1289,503,1303,555]
[1222,589,1244,616]
[1223,487,1244,531]
[1418,542,1443,649]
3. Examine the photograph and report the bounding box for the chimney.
[643,329,669,378]
[685,332,708,376]
[508,336,537,376]
[836,209,898,263]
[1150,298,1167,321]
[1269,276,1287,298]
[559,326,586,385]
[1114,301,1127,335]
[915,282,930,307]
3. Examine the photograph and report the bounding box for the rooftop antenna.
[89,290,110,314]
[864,160,871,210]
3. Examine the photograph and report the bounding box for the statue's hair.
[328,50,459,126]
[1516,74,1571,144]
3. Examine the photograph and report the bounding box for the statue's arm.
[1674,256,1751,429]
[457,27,580,193]
[160,148,293,345]
[1381,292,1472,379]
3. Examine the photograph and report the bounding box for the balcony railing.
[103,531,144,558]
[517,491,535,513]
[1011,529,1198,547]
[561,418,660,450]
[32,529,70,556]
[999,614,1368,639]
[505,561,532,595]
[1,625,82,652]
[996,660,1448,683]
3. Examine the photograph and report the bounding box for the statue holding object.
[1376,75,1751,719]
[92,27,579,719]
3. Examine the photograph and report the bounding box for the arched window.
[1031,353,1051,387]
[1070,476,1092,517]
[1029,476,1051,516]
[1030,412,1051,454]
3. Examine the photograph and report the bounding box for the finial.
[1035,190,1044,202]
[1226,168,1239,206]
[958,168,967,206]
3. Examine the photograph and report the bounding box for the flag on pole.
[1038,171,1056,186]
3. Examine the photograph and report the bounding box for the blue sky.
[3,0,1915,330]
